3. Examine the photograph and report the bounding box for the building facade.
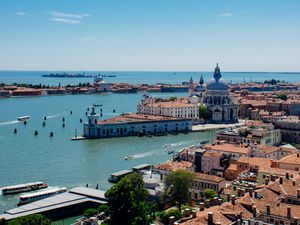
[188,64,238,123]
[83,109,193,139]
[137,96,199,122]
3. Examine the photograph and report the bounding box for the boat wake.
[163,140,196,148]
[127,148,163,160]
[46,112,66,119]
[0,120,21,127]
[126,141,195,160]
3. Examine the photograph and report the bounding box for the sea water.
[0,71,298,213]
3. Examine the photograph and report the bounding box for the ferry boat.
[17,116,30,121]
[18,187,67,205]
[1,182,48,195]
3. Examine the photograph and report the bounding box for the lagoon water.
[0,71,298,215]
[0,91,216,213]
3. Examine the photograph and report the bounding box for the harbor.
[0,91,216,213]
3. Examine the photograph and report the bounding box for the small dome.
[206,77,229,91]
[195,85,205,92]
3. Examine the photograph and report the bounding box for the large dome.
[206,63,229,91]
[206,77,229,90]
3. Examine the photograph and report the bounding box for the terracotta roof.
[280,153,300,165]
[154,160,193,172]
[226,163,237,171]
[195,173,225,183]
[257,145,296,155]
[237,157,272,171]
[98,113,190,125]
[204,143,250,155]
[203,151,223,158]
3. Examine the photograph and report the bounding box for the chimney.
[280,177,284,184]
[286,172,290,180]
[270,174,276,182]
[265,178,269,185]
[297,189,300,198]
[249,188,253,198]
[287,206,291,219]
[226,193,231,202]
[291,174,294,179]
[252,205,257,217]
[169,216,175,225]
[231,195,236,205]
[208,212,214,224]
[199,202,205,211]
[266,204,271,215]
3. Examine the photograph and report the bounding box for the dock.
[192,120,246,132]
[71,136,87,141]
[0,187,107,221]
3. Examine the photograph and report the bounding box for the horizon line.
[0,69,299,74]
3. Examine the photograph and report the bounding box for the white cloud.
[49,11,90,24]
[51,18,81,24]
[75,37,96,42]
[16,12,28,16]
[50,11,90,19]
[218,12,234,17]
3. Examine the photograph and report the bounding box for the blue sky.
[0,0,299,71]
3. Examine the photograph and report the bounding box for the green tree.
[8,214,51,225]
[105,173,150,225]
[198,105,212,122]
[169,97,177,101]
[203,189,217,200]
[162,170,195,211]
[276,93,288,101]
[160,208,182,225]
[98,204,110,213]
[83,208,99,217]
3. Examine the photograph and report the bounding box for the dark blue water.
[0,71,299,86]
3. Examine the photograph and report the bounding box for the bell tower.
[188,77,194,97]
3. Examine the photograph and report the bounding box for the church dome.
[206,63,229,91]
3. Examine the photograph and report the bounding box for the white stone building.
[137,96,199,122]
[189,64,238,123]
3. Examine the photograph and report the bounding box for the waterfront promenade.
[192,120,246,132]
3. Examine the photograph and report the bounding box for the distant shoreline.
[0,70,299,74]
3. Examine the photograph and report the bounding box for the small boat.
[163,144,173,148]
[1,182,48,195]
[200,140,209,145]
[124,156,134,161]
[18,188,67,205]
[17,116,30,122]
[168,150,175,155]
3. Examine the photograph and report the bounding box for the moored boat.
[1,182,48,195]
[17,116,30,121]
[18,187,67,205]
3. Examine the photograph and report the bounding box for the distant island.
[41,73,116,78]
